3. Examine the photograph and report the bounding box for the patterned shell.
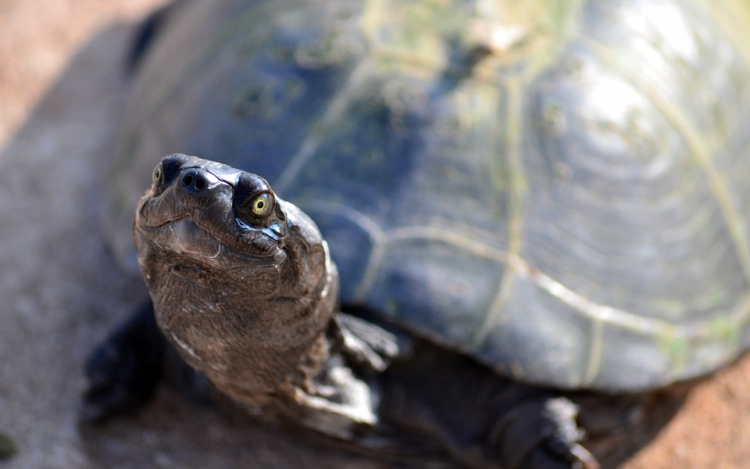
[106,0,750,391]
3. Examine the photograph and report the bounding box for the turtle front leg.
[378,342,598,469]
[81,302,166,422]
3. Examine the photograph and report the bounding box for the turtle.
[82,0,750,467]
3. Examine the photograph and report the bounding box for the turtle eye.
[152,163,163,184]
[249,192,274,216]
[235,173,275,223]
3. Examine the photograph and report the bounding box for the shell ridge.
[472,78,526,345]
[274,58,376,193]
[511,255,750,341]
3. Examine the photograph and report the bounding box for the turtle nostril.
[181,172,208,191]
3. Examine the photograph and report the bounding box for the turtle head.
[133,154,338,401]
[136,154,312,260]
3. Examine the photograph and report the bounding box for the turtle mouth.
[136,212,285,265]
[163,217,222,259]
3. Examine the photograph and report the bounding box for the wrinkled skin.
[83,155,692,469]
[134,155,338,416]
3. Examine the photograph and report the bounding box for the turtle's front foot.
[378,344,599,469]
[80,303,165,422]
[492,397,599,469]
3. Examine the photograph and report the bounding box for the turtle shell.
[105,0,750,391]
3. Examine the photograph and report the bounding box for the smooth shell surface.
[106,0,750,391]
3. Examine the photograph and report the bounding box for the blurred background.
[0,1,748,468]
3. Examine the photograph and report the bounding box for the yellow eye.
[152,163,163,184]
[251,193,273,216]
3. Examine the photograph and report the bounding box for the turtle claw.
[80,303,165,423]
[571,445,600,469]
[492,396,599,469]
[520,438,599,469]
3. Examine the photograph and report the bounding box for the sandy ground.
[0,1,748,468]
